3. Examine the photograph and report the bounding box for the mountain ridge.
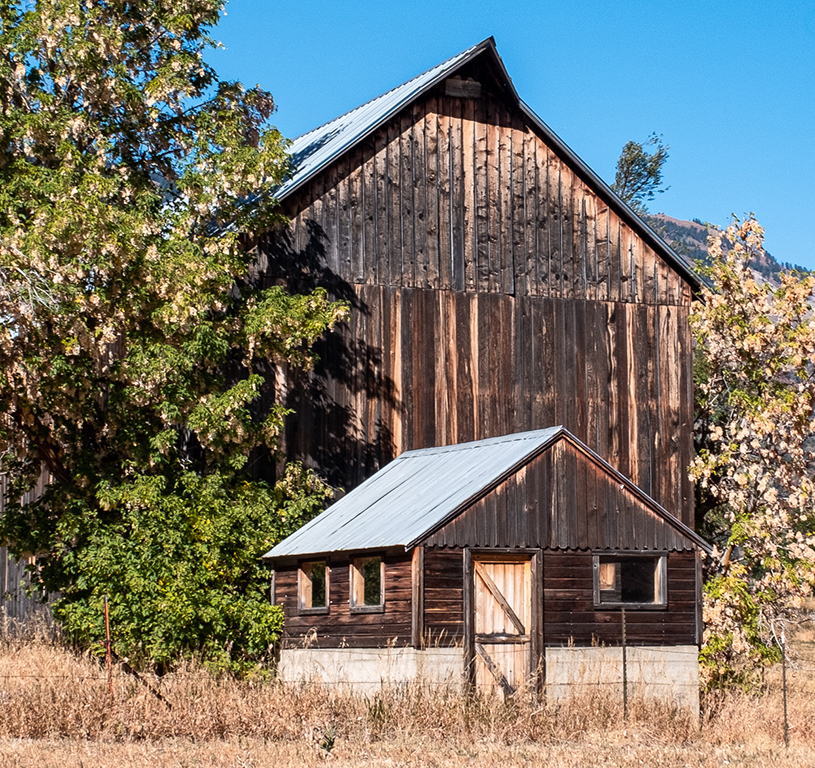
[647,213,810,283]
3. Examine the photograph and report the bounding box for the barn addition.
[266,428,710,709]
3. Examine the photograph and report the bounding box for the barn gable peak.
[272,38,701,291]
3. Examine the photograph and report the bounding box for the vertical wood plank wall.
[424,440,693,551]
[260,85,694,526]
[0,471,52,622]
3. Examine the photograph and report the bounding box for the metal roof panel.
[265,427,564,557]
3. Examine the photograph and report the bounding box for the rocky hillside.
[648,214,810,282]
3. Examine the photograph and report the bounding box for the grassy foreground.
[1,626,814,767]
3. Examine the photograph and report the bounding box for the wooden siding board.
[338,152,353,282]
[474,96,490,292]
[462,97,476,291]
[438,104,453,289]
[400,110,416,287]
[324,161,339,277]
[523,129,538,297]
[486,98,501,292]
[373,125,388,285]
[511,121,526,298]
[499,107,514,295]
[362,137,376,284]
[514,296,528,433]
[449,98,465,291]
[424,98,440,289]
[412,102,428,290]
[679,304,693,526]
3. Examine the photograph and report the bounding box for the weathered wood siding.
[419,547,697,649]
[260,82,694,527]
[424,439,693,550]
[542,549,698,647]
[274,552,412,649]
[423,548,464,644]
[262,93,692,305]
[0,471,52,622]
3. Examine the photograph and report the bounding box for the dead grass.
[1,622,814,768]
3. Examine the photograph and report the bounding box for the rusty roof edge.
[562,434,713,553]
[404,426,568,550]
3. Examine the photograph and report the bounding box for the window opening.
[299,561,329,613]
[351,556,384,612]
[593,554,666,607]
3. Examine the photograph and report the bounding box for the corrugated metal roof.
[264,427,711,558]
[267,37,702,291]
[264,427,565,558]
[271,39,493,203]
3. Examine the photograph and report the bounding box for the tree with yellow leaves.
[691,216,815,686]
[0,1,345,671]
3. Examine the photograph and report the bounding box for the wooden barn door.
[470,554,533,697]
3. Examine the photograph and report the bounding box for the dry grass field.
[1,621,814,768]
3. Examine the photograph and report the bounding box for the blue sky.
[209,0,815,270]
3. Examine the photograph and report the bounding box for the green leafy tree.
[0,0,346,671]
[611,133,669,216]
[691,216,815,687]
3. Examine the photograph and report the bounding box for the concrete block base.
[278,646,464,694]
[277,644,700,712]
[545,645,699,712]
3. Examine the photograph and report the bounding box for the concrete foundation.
[545,645,699,712]
[278,644,699,712]
[278,646,464,693]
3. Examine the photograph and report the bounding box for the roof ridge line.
[289,38,493,144]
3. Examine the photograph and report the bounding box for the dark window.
[299,561,329,613]
[593,554,666,607]
[351,556,384,612]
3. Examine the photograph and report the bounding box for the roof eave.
[515,100,703,293]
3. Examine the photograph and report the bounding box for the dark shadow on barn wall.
[251,218,402,492]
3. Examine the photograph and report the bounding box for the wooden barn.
[265,428,710,708]
[256,36,710,707]
[254,37,702,531]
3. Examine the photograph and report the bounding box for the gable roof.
[272,38,702,292]
[264,427,710,559]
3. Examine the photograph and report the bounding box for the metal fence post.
[781,627,789,749]
[103,596,113,700]
[621,607,627,721]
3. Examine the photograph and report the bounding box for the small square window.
[593,554,666,608]
[299,561,329,614]
[350,556,384,613]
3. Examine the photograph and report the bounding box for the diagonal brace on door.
[474,562,525,635]
[474,642,516,697]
